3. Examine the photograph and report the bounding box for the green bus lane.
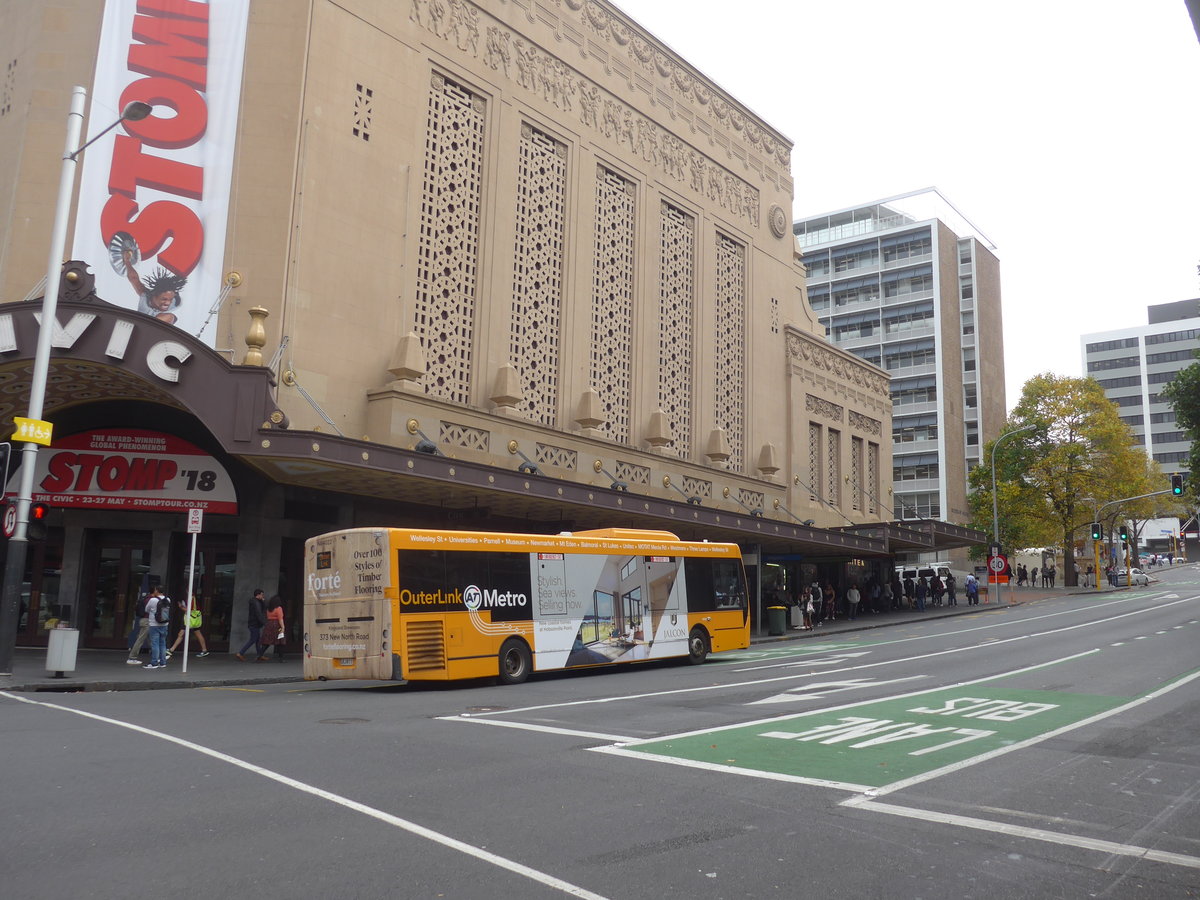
[625,686,1127,788]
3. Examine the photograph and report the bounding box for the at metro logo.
[102,0,211,276]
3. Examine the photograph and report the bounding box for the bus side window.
[712,560,746,609]
[685,559,745,612]
[398,549,448,594]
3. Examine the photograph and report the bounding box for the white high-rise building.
[795,190,1007,547]
[1081,299,1200,475]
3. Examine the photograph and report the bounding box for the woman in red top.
[257,595,287,662]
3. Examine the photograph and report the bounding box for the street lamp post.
[0,87,152,675]
[989,423,1035,606]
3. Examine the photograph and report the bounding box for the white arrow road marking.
[736,651,872,673]
[749,675,927,705]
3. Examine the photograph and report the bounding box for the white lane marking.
[462,597,1194,720]
[0,691,610,900]
[596,649,1099,750]
[438,716,634,743]
[840,799,1200,870]
[749,676,927,705]
[857,666,1200,799]
[589,745,874,793]
[733,593,1198,673]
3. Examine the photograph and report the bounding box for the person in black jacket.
[235,589,267,661]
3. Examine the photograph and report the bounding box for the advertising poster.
[71,0,251,344]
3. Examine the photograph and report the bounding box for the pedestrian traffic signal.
[1118,523,1129,542]
[1090,522,1102,541]
[27,501,50,541]
[1171,473,1184,496]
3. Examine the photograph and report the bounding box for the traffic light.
[27,501,50,541]
[1171,473,1184,496]
[1118,523,1129,542]
[1091,522,1102,541]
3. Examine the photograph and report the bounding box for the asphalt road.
[4,565,1199,899]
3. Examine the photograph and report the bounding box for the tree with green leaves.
[1161,357,1200,504]
[969,373,1151,586]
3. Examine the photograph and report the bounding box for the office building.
[794,191,1006,558]
[1081,300,1200,474]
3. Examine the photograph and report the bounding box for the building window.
[656,200,694,454]
[414,73,486,406]
[511,125,566,426]
[589,167,637,442]
[714,234,747,473]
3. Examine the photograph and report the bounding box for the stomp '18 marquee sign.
[4,428,237,514]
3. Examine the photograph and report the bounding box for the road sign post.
[181,509,203,674]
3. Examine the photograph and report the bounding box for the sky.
[614,0,1200,409]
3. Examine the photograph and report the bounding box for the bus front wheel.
[687,627,709,665]
[498,639,532,685]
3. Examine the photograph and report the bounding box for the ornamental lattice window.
[658,202,695,456]
[851,436,863,511]
[714,234,746,472]
[590,166,636,442]
[414,73,486,405]
[808,423,821,501]
[867,441,879,515]
[511,124,566,425]
[827,428,841,508]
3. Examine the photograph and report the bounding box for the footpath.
[0,582,1124,693]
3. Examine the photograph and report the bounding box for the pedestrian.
[236,588,268,660]
[258,594,287,661]
[143,585,170,669]
[869,579,881,615]
[1031,565,1040,588]
[946,573,957,606]
[931,575,944,607]
[1049,565,1056,588]
[915,576,927,611]
[125,588,152,665]
[903,575,915,609]
[891,575,903,610]
[882,578,894,611]
[965,573,979,605]
[166,595,209,659]
[810,582,824,627]
[1085,564,1094,588]
[823,581,838,620]
[800,587,814,630]
[846,582,861,620]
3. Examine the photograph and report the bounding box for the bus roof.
[306,527,742,558]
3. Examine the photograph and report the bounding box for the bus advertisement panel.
[304,528,748,685]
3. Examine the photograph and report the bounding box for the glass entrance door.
[82,535,152,650]
[170,535,237,650]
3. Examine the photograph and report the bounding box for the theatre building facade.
[0,0,979,650]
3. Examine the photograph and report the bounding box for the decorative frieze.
[806,394,843,422]
[787,329,891,400]
[410,0,762,228]
[848,410,881,437]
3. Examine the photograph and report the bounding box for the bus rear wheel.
[687,627,709,665]
[498,638,531,685]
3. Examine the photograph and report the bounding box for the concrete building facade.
[1081,300,1200,475]
[794,193,1006,557]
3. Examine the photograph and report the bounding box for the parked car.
[1119,567,1151,586]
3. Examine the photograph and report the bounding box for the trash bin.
[767,606,787,636]
[46,627,79,678]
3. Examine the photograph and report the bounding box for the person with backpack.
[125,588,152,665]
[166,594,209,659]
[143,585,170,669]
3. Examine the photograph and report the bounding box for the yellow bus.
[303,527,749,685]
